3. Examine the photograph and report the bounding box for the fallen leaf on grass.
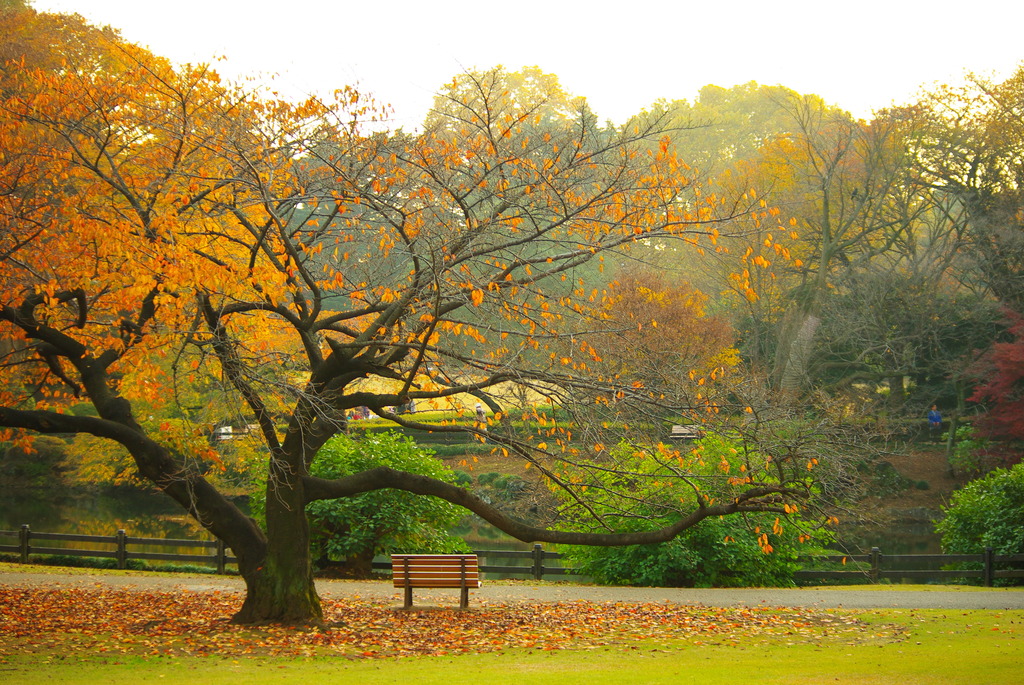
[0,586,905,660]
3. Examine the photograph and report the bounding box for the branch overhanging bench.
[391,553,481,609]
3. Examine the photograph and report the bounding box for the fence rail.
[0,525,580,580]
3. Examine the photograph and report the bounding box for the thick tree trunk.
[233,550,321,625]
[232,456,322,625]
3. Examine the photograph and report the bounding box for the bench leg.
[460,585,469,609]
[404,585,413,609]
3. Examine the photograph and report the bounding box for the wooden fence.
[0,524,235,574]
[4,526,1024,587]
[794,547,1024,587]
[0,525,580,580]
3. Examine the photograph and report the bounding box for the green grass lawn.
[3,606,1019,684]
[4,610,1019,683]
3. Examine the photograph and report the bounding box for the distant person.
[928,405,942,439]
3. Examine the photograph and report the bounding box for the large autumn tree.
[1,9,815,624]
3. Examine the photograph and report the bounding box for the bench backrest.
[391,553,481,588]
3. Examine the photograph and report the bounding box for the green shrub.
[561,514,816,587]
[947,424,988,476]
[257,431,469,577]
[493,474,527,498]
[476,472,501,486]
[935,461,1024,585]
[555,436,830,587]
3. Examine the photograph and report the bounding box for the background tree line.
[628,77,1024,436]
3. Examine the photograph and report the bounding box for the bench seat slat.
[391,553,477,558]
[392,579,482,588]
[395,573,483,577]
[393,565,479,570]
[393,575,481,583]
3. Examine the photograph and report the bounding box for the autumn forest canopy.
[2,3,1024,624]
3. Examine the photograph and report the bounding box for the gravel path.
[4,570,1024,610]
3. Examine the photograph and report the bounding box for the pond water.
[836,520,943,556]
[0,485,943,559]
[0,486,217,540]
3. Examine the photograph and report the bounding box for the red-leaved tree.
[969,311,1024,440]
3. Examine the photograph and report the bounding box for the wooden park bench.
[391,553,481,609]
[668,424,704,441]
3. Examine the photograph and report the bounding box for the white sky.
[33,0,1024,129]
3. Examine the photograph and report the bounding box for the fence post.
[869,547,881,583]
[216,539,226,575]
[984,547,994,587]
[532,544,544,581]
[19,524,29,563]
[115,529,127,569]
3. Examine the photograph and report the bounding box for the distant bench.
[668,425,703,441]
[391,553,481,609]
